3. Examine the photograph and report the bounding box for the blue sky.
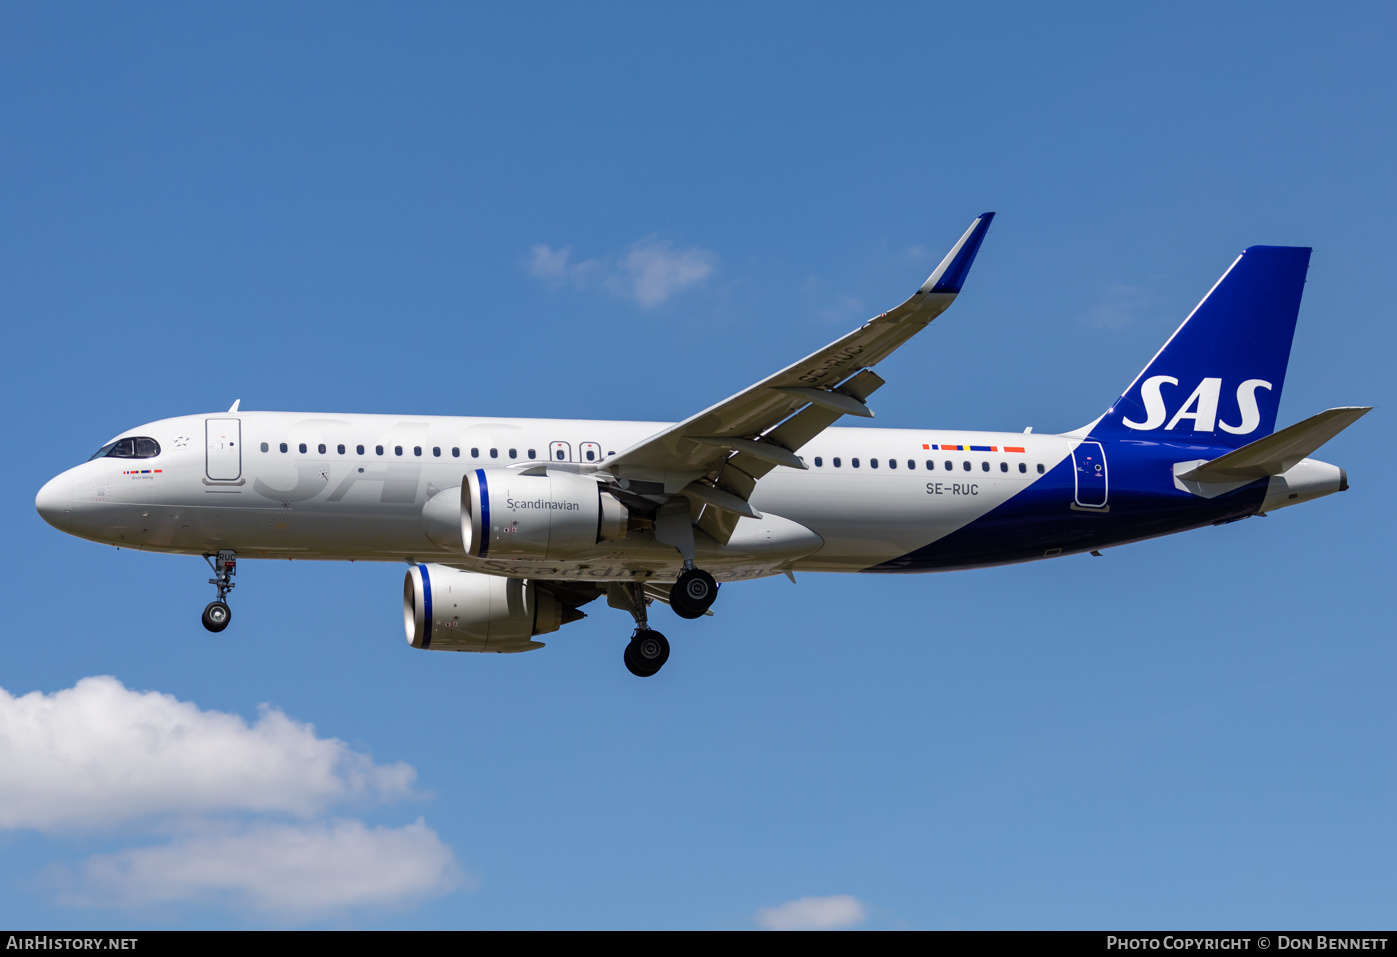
[2,3,1393,929]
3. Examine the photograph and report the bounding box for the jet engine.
[461,469,628,560]
[403,563,581,653]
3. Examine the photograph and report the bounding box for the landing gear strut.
[670,564,718,619]
[201,550,236,633]
[613,581,670,678]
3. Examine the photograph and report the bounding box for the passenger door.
[1071,440,1108,508]
[205,418,242,481]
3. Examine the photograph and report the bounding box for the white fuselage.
[38,411,1079,582]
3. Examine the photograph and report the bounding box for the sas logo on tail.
[1123,376,1272,434]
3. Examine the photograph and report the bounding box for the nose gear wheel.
[202,601,232,633]
[201,550,237,633]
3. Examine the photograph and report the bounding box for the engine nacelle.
[403,563,568,653]
[461,468,627,560]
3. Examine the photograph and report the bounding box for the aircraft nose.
[35,473,73,532]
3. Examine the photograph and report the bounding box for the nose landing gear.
[201,550,236,633]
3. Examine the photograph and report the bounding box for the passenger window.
[1036,463,1045,474]
[299,443,307,454]
[337,444,346,455]
[357,445,365,455]
[509,449,517,459]
[413,446,422,456]
[888,459,896,469]
[814,456,823,467]
[833,457,841,468]
[452,448,460,457]
[926,460,934,470]
[852,458,860,468]
[871,458,879,469]
[1019,462,1027,473]
[981,461,989,472]
[395,446,403,456]
[471,448,479,458]
[528,449,536,459]
[260,442,269,452]
[318,443,327,454]
[944,460,953,470]
[907,460,915,470]
[432,447,441,457]
[961,461,969,471]
[376,445,384,456]
[1000,462,1008,472]
[490,449,498,458]
[280,443,288,453]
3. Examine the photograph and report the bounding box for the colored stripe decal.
[476,469,490,558]
[420,563,433,649]
[924,444,1027,453]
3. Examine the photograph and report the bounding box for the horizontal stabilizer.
[1175,407,1371,482]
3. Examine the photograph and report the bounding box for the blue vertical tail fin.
[1089,245,1312,448]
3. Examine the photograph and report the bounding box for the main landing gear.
[669,564,718,619]
[624,629,670,678]
[201,550,236,633]
[609,565,718,676]
[615,581,670,678]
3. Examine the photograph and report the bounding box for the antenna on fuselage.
[227,399,240,413]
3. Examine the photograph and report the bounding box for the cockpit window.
[90,437,161,460]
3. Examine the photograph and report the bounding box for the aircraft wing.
[600,212,995,542]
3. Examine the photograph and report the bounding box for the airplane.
[34,214,1369,677]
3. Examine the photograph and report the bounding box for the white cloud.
[613,239,716,307]
[527,244,603,285]
[756,894,868,931]
[0,677,463,921]
[528,243,574,280]
[526,237,716,307]
[57,818,463,918]
[0,676,415,832]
